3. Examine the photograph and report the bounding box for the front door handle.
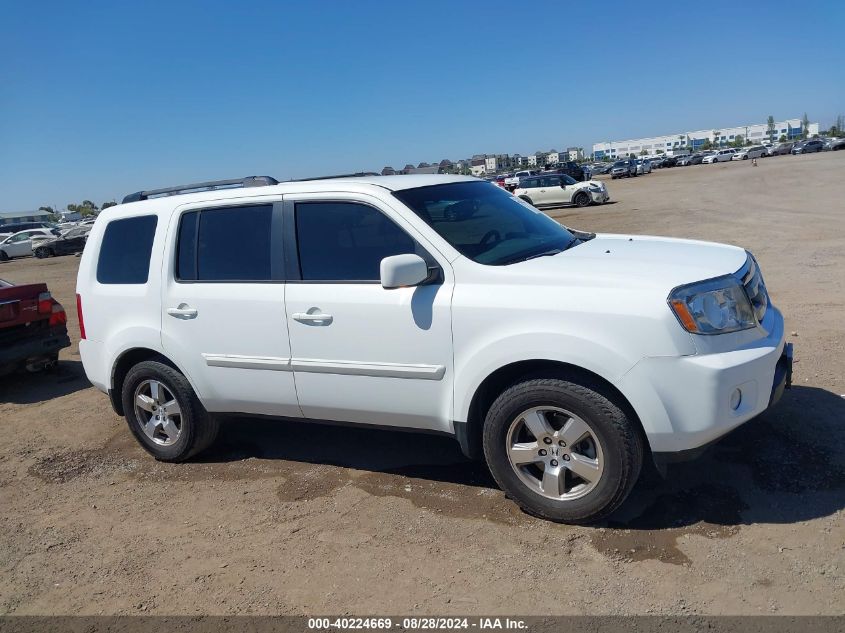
[167,304,198,319]
[292,311,333,325]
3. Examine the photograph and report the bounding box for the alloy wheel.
[133,379,182,446]
[505,406,604,501]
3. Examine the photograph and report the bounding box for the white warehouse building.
[592,118,820,160]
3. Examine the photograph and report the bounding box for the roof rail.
[122,176,279,204]
[289,171,380,182]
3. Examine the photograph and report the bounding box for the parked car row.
[585,136,843,174]
[0,222,92,262]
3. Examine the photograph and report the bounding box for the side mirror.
[380,254,429,289]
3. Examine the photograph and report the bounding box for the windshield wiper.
[498,248,564,265]
[524,248,564,261]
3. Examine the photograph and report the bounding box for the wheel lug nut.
[550,459,559,467]
[563,454,570,461]
[539,449,547,456]
[558,440,566,447]
[543,437,552,445]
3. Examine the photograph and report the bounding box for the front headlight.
[668,276,756,334]
[588,184,602,192]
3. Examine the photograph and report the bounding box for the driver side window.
[295,202,419,282]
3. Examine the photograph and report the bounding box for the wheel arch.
[457,359,651,462]
[109,347,193,416]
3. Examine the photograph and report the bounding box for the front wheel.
[0,250,8,262]
[518,195,534,206]
[573,191,592,208]
[483,378,643,524]
[121,360,219,462]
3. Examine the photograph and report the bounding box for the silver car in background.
[732,146,767,160]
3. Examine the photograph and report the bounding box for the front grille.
[740,255,769,323]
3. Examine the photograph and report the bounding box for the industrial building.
[592,118,820,159]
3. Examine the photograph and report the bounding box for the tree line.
[38,200,117,221]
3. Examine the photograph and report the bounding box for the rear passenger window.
[176,204,272,281]
[295,202,416,282]
[97,215,158,284]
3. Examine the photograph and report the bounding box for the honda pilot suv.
[77,174,792,524]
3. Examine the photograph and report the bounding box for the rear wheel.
[574,191,591,208]
[518,195,534,206]
[483,378,643,524]
[121,360,219,462]
[35,246,51,259]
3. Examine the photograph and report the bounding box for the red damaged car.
[0,278,71,376]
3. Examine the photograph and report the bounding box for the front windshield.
[393,181,575,266]
[561,174,577,186]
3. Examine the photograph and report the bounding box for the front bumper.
[588,189,609,203]
[618,307,789,455]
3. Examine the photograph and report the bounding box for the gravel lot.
[1,152,843,616]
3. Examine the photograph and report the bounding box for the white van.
[77,174,792,523]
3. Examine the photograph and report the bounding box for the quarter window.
[295,202,417,282]
[97,215,158,284]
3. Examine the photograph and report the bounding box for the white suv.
[77,174,791,523]
[702,149,736,164]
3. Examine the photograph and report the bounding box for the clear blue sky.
[1,0,843,210]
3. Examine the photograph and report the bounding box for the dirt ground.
[1,152,843,616]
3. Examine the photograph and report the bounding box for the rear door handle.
[292,311,333,325]
[167,305,198,319]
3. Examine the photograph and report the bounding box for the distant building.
[0,209,52,227]
[484,154,513,173]
[546,151,563,165]
[470,159,486,177]
[404,165,445,175]
[527,152,548,167]
[567,147,584,161]
[381,166,396,176]
[592,118,821,159]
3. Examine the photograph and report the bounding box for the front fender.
[454,332,636,422]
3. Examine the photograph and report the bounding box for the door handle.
[167,305,198,319]
[292,311,333,325]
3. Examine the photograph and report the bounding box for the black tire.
[0,250,8,262]
[518,195,534,206]
[482,378,643,524]
[742,155,748,160]
[35,246,51,259]
[121,360,219,462]
[574,191,591,208]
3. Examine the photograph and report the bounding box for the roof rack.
[122,176,279,204]
[289,171,380,182]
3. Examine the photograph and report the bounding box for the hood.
[507,234,748,291]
